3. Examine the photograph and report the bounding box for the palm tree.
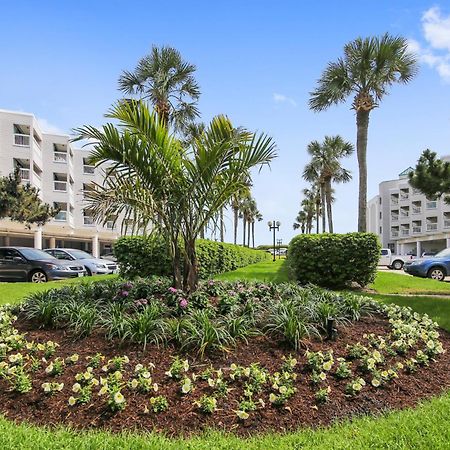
[75,100,276,291]
[252,210,263,248]
[231,186,250,245]
[118,46,201,132]
[303,136,354,233]
[309,34,418,231]
[300,197,316,233]
[293,210,308,234]
[302,186,321,234]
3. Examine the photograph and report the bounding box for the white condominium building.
[0,109,125,257]
[367,157,450,256]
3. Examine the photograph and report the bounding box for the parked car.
[378,248,415,270]
[44,248,118,276]
[100,252,117,262]
[421,251,437,258]
[404,248,450,281]
[0,247,85,283]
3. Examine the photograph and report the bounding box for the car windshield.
[20,248,56,261]
[68,250,94,260]
[435,248,450,258]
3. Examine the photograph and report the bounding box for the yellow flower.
[114,391,125,404]
[72,383,81,393]
[68,396,77,406]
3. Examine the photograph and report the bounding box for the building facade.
[367,158,450,256]
[0,109,124,257]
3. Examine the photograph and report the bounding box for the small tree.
[409,150,450,204]
[0,170,58,227]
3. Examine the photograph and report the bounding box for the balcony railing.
[83,216,95,226]
[412,188,422,195]
[444,219,450,229]
[400,211,409,218]
[426,223,438,231]
[412,206,422,214]
[391,231,399,238]
[426,201,437,209]
[412,226,422,234]
[401,229,410,236]
[54,211,67,222]
[54,181,67,192]
[83,165,95,175]
[390,197,399,205]
[391,215,399,222]
[33,137,42,151]
[400,193,409,200]
[14,133,30,146]
[18,168,30,180]
[53,152,67,163]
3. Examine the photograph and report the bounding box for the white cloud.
[412,6,450,83]
[273,93,297,107]
[36,117,66,135]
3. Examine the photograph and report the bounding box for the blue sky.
[1,1,450,245]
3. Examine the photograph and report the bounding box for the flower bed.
[0,279,449,436]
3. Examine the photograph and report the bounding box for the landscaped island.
[0,277,448,436]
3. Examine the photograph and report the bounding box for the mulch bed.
[1,314,450,437]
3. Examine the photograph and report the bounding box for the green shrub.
[114,235,269,279]
[287,233,380,288]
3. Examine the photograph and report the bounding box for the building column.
[4,236,10,246]
[447,237,450,248]
[399,243,405,255]
[34,227,43,249]
[92,234,99,258]
[49,237,56,248]
[416,241,422,258]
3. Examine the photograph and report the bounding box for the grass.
[215,258,289,283]
[373,294,450,332]
[0,393,449,449]
[370,271,450,295]
[0,275,117,305]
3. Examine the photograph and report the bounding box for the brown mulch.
[1,314,450,437]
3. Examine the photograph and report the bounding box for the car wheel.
[30,270,47,283]
[427,267,446,281]
[85,267,92,276]
[392,260,404,270]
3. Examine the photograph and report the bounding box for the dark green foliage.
[114,235,269,279]
[0,170,58,226]
[287,233,380,288]
[409,150,450,204]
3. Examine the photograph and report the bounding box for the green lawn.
[1,264,450,449]
[215,258,289,283]
[0,275,117,305]
[370,271,450,295]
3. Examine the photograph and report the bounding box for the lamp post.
[268,220,280,262]
[277,238,282,259]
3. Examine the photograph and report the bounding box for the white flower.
[72,383,81,393]
[68,396,77,406]
[114,391,125,404]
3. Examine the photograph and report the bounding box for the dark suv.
[0,247,86,283]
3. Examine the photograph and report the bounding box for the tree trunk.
[220,208,225,242]
[183,239,198,293]
[247,221,251,247]
[233,206,238,244]
[315,201,320,234]
[252,221,255,248]
[356,110,370,232]
[325,180,333,233]
[242,217,246,246]
[320,183,326,233]
[301,223,305,234]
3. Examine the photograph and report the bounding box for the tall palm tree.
[300,197,316,234]
[309,34,418,231]
[293,210,308,234]
[303,136,354,233]
[231,186,250,245]
[252,210,263,248]
[302,186,321,234]
[118,46,201,132]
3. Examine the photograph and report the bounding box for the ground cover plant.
[0,277,448,437]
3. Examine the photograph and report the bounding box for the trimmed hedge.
[114,235,270,279]
[287,233,380,288]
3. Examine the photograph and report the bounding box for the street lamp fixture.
[268,220,281,262]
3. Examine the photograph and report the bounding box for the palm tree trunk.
[220,208,225,242]
[325,180,333,233]
[356,110,370,232]
[247,221,251,247]
[315,201,320,234]
[321,183,326,233]
[242,217,246,246]
[252,221,255,248]
[233,206,238,244]
[183,238,198,293]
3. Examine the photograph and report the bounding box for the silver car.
[44,248,118,276]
